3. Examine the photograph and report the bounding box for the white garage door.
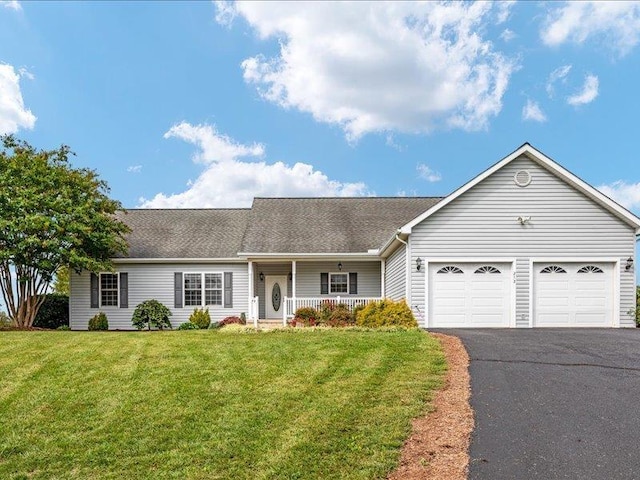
[428,262,512,328]
[533,263,614,327]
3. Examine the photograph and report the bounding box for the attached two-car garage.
[427,261,616,328]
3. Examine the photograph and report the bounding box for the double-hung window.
[329,273,348,294]
[184,273,223,307]
[100,273,119,307]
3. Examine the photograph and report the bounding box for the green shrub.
[56,325,71,331]
[88,312,109,331]
[356,299,417,328]
[178,322,199,330]
[240,312,246,324]
[325,303,355,327]
[0,311,12,330]
[131,300,172,330]
[189,308,211,329]
[33,293,69,329]
[293,307,318,326]
[318,300,336,324]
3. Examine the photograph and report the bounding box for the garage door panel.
[429,263,512,328]
[534,262,613,327]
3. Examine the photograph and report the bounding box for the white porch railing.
[249,296,259,328]
[283,296,382,324]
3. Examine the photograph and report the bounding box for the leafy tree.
[132,300,172,330]
[0,135,129,328]
[52,265,70,295]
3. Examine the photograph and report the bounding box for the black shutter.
[90,273,99,308]
[119,273,128,308]
[174,272,183,308]
[320,272,329,294]
[224,272,233,308]
[349,272,358,295]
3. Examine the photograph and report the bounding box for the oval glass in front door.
[272,283,281,312]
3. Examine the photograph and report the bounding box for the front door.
[265,275,287,319]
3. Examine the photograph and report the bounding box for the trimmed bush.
[293,307,318,326]
[56,325,71,331]
[189,308,211,329]
[317,300,336,324]
[88,312,109,331]
[240,312,247,324]
[326,303,355,327]
[178,322,199,330]
[356,299,417,328]
[219,316,243,327]
[33,293,69,329]
[131,300,172,330]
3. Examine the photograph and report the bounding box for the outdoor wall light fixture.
[517,216,532,225]
[625,257,634,271]
[338,262,343,271]
[416,257,422,271]
[289,272,293,281]
[259,272,265,281]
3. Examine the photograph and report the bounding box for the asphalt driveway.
[436,329,640,480]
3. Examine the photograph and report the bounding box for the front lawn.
[0,329,445,479]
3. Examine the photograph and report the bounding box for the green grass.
[0,329,445,480]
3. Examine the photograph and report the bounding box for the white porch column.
[380,259,386,298]
[292,260,297,299]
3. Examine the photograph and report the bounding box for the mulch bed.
[388,333,473,480]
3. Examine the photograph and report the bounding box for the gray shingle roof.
[116,209,250,258]
[240,197,442,254]
[117,198,442,258]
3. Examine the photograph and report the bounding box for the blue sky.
[1,3,639,227]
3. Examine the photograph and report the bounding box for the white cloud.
[221,2,516,141]
[500,28,516,42]
[385,134,405,152]
[546,64,572,97]
[140,122,370,208]
[163,122,265,164]
[495,1,516,24]
[127,165,142,173]
[598,181,640,211]
[214,0,236,27]
[541,1,640,57]
[0,1,21,11]
[17,67,34,81]
[0,63,36,134]
[416,163,442,182]
[567,74,599,106]
[522,99,547,122]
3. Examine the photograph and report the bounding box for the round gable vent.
[514,170,532,187]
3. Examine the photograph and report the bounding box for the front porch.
[246,258,384,327]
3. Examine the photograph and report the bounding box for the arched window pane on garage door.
[577,265,604,273]
[474,266,501,274]
[437,266,463,274]
[540,265,567,274]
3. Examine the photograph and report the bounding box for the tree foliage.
[52,265,70,295]
[0,135,129,328]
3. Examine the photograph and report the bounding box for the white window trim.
[183,272,224,308]
[329,272,349,294]
[99,272,119,308]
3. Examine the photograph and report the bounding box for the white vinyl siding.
[410,155,636,328]
[296,261,381,297]
[70,263,248,330]
[384,245,406,301]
